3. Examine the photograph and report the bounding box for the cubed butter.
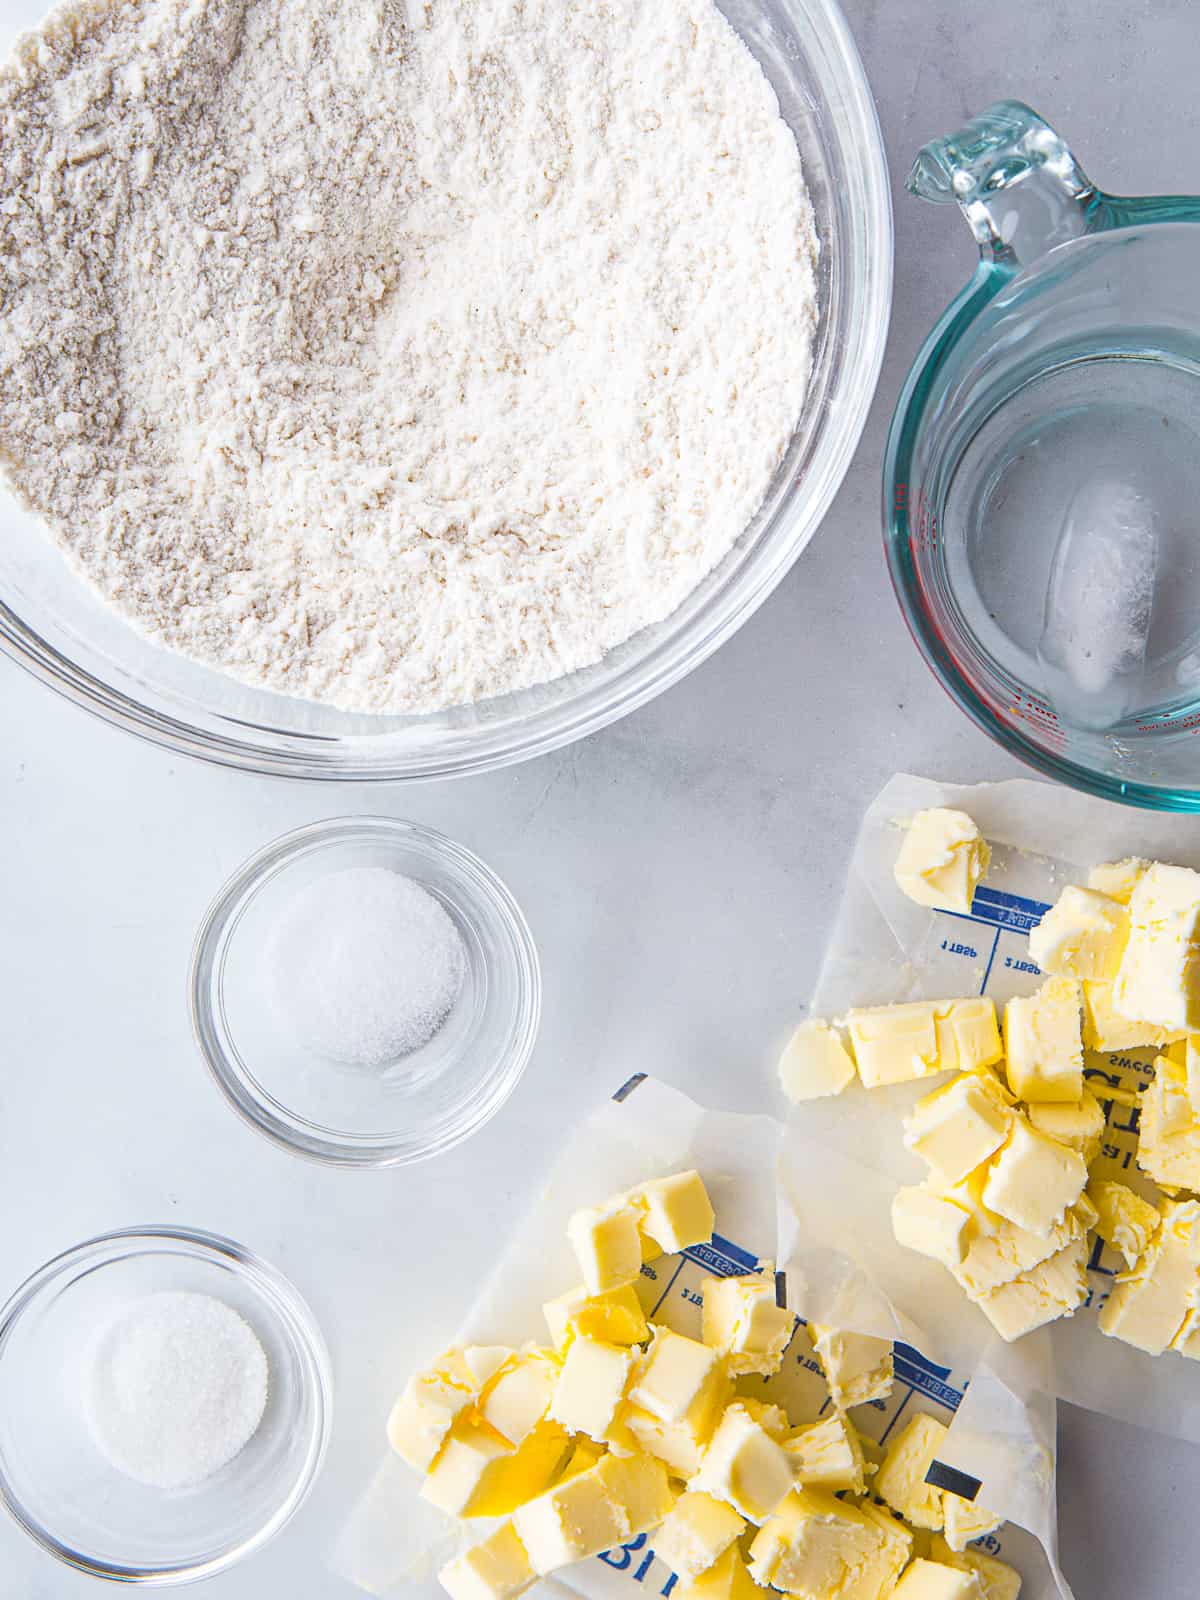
[952,1195,1096,1299]
[652,1491,746,1584]
[628,1327,726,1431]
[1026,1090,1105,1164]
[512,1459,630,1574]
[595,1449,677,1535]
[1080,981,1186,1052]
[701,1271,794,1377]
[1089,1179,1160,1270]
[1186,1034,1200,1115]
[543,1283,648,1350]
[738,1397,790,1438]
[894,808,991,915]
[388,1353,478,1472]
[438,1523,536,1600]
[779,1019,858,1102]
[975,1234,1090,1341]
[904,1074,1011,1186]
[981,1116,1087,1236]
[624,1407,709,1478]
[1138,1054,1200,1192]
[942,1491,1003,1554]
[1028,886,1129,984]
[421,1417,569,1519]
[749,1488,912,1597]
[929,1537,1023,1600]
[891,1557,984,1599]
[691,1401,795,1524]
[935,998,1005,1076]
[1003,978,1083,1103]
[785,1411,870,1493]
[568,1196,645,1295]
[631,1171,715,1256]
[1088,858,1148,904]
[875,1413,948,1531]
[808,1323,894,1409]
[480,1351,560,1447]
[1099,1198,1199,1356]
[677,1546,760,1600]
[1112,862,1200,1031]
[892,1185,973,1268]
[547,1336,633,1445]
[846,999,1003,1090]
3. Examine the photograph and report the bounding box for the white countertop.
[4,1,1200,1595]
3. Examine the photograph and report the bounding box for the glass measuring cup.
[885,100,1200,811]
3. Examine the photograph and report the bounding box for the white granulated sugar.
[0,0,818,714]
[267,865,465,1065]
[87,1291,269,1489]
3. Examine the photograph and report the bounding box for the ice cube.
[1037,477,1157,731]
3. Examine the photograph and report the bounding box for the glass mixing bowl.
[0,0,890,781]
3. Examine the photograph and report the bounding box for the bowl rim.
[189,816,543,1166]
[0,0,893,782]
[0,1224,333,1586]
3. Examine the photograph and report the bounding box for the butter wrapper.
[335,1075,1068,1600]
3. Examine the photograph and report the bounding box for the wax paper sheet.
[335,1076,1068,1600]
[798,771,1200,1450]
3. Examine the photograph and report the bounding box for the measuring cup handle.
[908,100,1098,268]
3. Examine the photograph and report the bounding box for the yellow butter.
[1003,977,1083,1103]
[1029,885,1129,984]
[891,1557,984,1599]
[387,1357,478,1473]
[808,1323,894,1409]
[875,1413,948,1531]
[1088,857,1149,905]
[1138,1054,1200,1192]
[542,1282,648,1350]
[749,1487,912,1597]
[691,1401,795,1524]
[1113,862,1200,1031]
[981,1116,1087,1236]
[951,1194,1096,1299]
[628,1327,727,1430]
[846,998,1001,1089]
[904,1073,1012,1186]
[1089,1178,1160,1269]
[512,1458,630,1575]
[1099,1198,1199,1355]
[624,1407,709,1478]
[480,1351,560,1447]
[894,808,991,915]
[438,1523,536,1600]
[676,1546,761,1600]
[701,1271,794,1377]
[892,1184,973,1269]
[1080,980,1186,1052]
[785,1411,870,1494]
[929,1536,1022,1600]
[941,1491,1003,1554]
[976,1234,1090,1341]
[631,1171,715,1256]
[1026,1089,1105,1164]
[420,1417,569,1519]
[547,1336,633,1445]
[652,1491,746,1584]
[779,1019,858,1102]
[595,1449,677,1534]
[567,1196,645,1295]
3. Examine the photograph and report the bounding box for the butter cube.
[624,1407,709,1478]
[568,1196,645,1296]
[942,1492,1003,1554]
[935,998,1005,1075]
[388,1355,478,1472]
[692,1401,795,1524]
[1080,981,1186,1052]
[701,1271,794,1377]
[480,1351,559,1447]
[875,1413,948,1531]
[737,1397,790,1438]
[1138,1054,1200,1192]
[1113,862,1200,1030]
[632,1171,715,1256]
[894,808,991,915]
[981,1117,1087,1235]
[628,1327,726,1430]
[1099,1198,1198,1355]
[1029,886,1129,984]
[1089,1179,1160,1269]
[892,1185,973,1268]
[952,1195,1096,1299]
[547,1336,633,1445]
[1003,978,1083,1103]
[749,1488,912,1596]
[421,1417,569,1519]
[438,1523,536,1600]
[785,1411,869,1493]
[847,1000,1002,1089]
[652,1491,746,1584]
[929,1537,1022,1600]
[976,1234,1089,1341]
[904,1073,1012,1186]
[891,1557,984,1599]
[677,1546,760,1600]
[1026,1090,1105,1164]
[779,1019,857,1102]
[1088,858,1148,904]
[808,1323,894,1409]
[595,1449,677,1534]
[543,1283,648,1350]
[512,1459,630,1574]
[461,1346,515,1388]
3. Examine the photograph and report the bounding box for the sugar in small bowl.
[191,817,540,1167]
[0,1227,330,1584]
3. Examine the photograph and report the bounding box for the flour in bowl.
[0,0,818,714]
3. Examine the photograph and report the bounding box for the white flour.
[0,0,818,715]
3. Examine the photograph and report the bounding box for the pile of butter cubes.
[782,807,1200,1357]
[388,1169,1021,1600]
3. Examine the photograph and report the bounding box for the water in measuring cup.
[944,354,1200,734]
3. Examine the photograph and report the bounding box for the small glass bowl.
[0,1226,331,1585]
[190,817,541,1167]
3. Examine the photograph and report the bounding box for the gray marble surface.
[3,0,1200,1595]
